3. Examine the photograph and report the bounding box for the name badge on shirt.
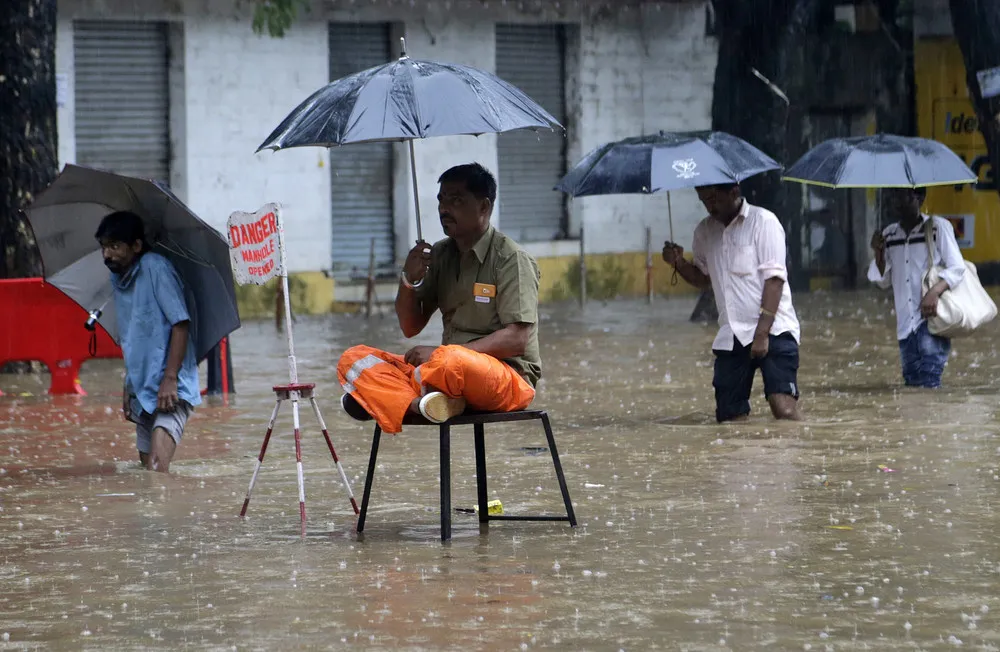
[473,282,496,303]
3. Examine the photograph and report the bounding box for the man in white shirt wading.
[868,187,965,388]
[662,183,802,423]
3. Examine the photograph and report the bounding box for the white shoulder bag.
[921,217,997,338]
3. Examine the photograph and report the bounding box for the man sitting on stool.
[338,163,541,433]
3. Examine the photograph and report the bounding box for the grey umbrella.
[782,134,977,188]
[257,39,562,240]
[24,164,241,362]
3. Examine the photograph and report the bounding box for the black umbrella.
[556,130,781,197]
[782,134,977,188]
[24,164,241,362]
[257,39,562,241]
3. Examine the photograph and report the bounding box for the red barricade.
[0,278,122,395]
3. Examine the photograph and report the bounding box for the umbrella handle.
[409,140,423,243]
[667,190,680,286]
[667,191,675,243]
[667,191,678,286]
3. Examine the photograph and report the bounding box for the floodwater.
[3,290,1000,650]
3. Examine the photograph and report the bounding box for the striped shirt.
[867,214,966,340]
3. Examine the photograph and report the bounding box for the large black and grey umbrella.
[782,134,977,188]
[24,164,240,362]
[556,130,781,197]
[556,130,779,280]
[257,39,562,240]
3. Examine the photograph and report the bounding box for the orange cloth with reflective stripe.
[337,344,535,434]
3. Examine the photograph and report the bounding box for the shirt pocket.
[470,295,502,330]
[729,245,757,277]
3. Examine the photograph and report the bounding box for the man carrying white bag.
[869,187,997,388]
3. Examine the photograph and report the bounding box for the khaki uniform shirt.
[417,226,542,385]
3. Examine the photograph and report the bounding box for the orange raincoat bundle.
[338,344,534,434]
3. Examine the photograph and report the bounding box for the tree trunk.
[709,0,823,296]
[949,0,1000,197]
[0,0,57,279]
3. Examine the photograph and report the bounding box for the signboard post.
[230,203,359,537]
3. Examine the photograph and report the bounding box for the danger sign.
[228,203,284,285]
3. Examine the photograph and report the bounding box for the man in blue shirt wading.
[96,211,201,472]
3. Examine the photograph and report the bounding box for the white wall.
[181,14,331,273]
[56,0,332,274]
[569,2,717,255]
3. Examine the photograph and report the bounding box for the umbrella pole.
[579,224,587,307]
[667,191,675,242]
[645,225,653,304]
[409,140,423,242]
[668,191,679,287]
[876,187,883,231]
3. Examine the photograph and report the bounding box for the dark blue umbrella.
[555,130,780,197]
[257,40,561,241]
[24,164,241,363]
[782,134,977,188]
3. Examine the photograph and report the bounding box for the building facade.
[55,0,719,313]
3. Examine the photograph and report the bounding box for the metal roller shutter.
[74,21,170,183]
[496,24,567,243]
[329,23,394,280]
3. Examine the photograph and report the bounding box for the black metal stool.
[356,410,577,541]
